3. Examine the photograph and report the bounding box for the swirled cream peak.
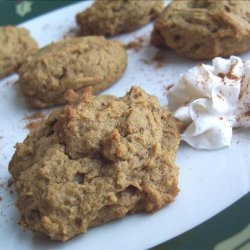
[167,56,250,149]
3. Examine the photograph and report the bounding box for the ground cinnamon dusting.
[216,94,223,100]
[153,51,167,68]
[141,50,167,68]
[244,110,250,116]
[125,41,142,51]
[218,71,239,81]
[218,73,225,78]
[125,36,145,51]
[166,84,174,91]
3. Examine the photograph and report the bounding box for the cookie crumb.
[125,41,142,51]
[125,36,145,51]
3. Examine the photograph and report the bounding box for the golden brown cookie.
[0,26,38,79]
[76,0,164,36]
[18,36,127,108]
[9,86,181,241]
[151,0,250,59]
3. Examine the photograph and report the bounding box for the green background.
[0,0,82,26]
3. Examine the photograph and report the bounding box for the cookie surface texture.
[0,26,38,78]
[151,0,250,59]
[76,0,164,36]
[18,36,127,108]
[9,86,180,241]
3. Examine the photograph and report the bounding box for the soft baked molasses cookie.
[9,86,181,241]
[76,0,164,36]
[0,26,38,78]
[18,36,127,108]
[151,0,250,59]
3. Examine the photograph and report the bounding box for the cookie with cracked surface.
[18,36,127,108]
[0,26,38,79]
[9,86,181,241]
[151,0,250,59]
[76,0,164,36]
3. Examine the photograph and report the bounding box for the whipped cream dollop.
[167,56,250,149]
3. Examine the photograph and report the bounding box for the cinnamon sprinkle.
[153,50,167,69]
[125,36,145,51]
[217,67,239,81]
[166,84,174,91]
[125,41,142,51]
[244,111,250,116]
[140,50,167,69]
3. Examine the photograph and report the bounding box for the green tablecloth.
[0,0,82,26]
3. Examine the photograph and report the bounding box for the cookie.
[9,86,181,241]
[76,0,164,36]
[0,26,38,79]
[18,36,127,108]
[151,0,250,59]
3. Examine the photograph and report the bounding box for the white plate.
[0,1,249,249]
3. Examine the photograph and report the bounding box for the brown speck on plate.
[125,35,145,52]
[7,178,14,188]
[153,50,167,69]
[166,84,174,91]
